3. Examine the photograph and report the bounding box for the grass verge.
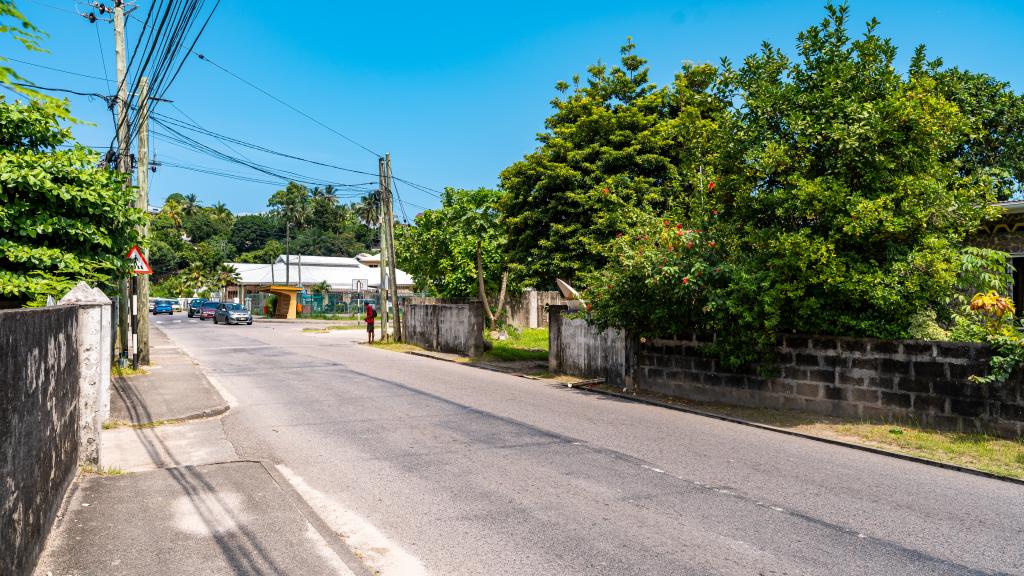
[302,324,362,333]
[586,384,1024,480]
[485,328,549,362]
[369,341,426,353]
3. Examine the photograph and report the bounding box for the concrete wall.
[507,290,567,329]
[548,307,628,386]
[402,299,486,357]
[637,334,1024,438]
[1,306,81,576]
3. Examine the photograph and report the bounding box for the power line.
[2,56,108,81]
[93,25,113,92]
[194,52,382,159]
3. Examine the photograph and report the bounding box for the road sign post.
[127,245,152,369]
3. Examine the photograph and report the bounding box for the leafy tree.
[711,3,996,352]
[920,61,1024,200]
[237,239,284,264]
[230,213,283,254]
[0,98,143,306]
[500,40,730,288]
[396,188,512,329]
[181,207,231,244]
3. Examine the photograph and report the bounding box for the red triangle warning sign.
[127,245,153,275]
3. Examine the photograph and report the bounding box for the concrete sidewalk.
[111,327,228,425]
[34,325,362,576]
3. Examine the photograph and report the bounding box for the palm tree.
[354,192,380,228]
[161,199,184,229]
[183,193,200,215]
[185,262,208,296]
[313,279,331,305]
[211,201,231,220]
[215,263,242,291]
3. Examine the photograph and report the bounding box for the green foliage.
[0,98,143,306]
[586,211,727,340]
[972,334,1024,385]
[558,3,1015,369]
[500,39,730,288]
[395,187,510,298]
[715,3,994,346]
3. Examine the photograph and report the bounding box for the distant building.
[969,200,1024,313]
[225,254,414,302]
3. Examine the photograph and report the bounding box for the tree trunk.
[476,241,496,330]
[493,271,509,327]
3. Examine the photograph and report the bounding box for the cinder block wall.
[638,334,1024,438]
[1,307,81,576]
[402,300,485,357]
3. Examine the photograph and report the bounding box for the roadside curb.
[574,383,1024,487]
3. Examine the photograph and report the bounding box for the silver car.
[213,303,253,325]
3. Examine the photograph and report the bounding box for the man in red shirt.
[365,303,376,344]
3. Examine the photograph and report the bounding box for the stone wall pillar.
[59,282,112,465]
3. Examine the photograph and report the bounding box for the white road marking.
[276,465,429,576]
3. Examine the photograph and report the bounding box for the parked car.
[199,301,219,321]
[152,300,174,315]
[188,298,208,318]
[171,300,183,312]
[214,303,253,325]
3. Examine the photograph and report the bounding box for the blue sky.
[9,0,1024,216]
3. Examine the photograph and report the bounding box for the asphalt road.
[155,318,1024,576]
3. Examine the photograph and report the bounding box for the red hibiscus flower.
[683,277,689,284]
[708,181,716,190]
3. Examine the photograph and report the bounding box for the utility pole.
[285,222,291,285]
[377,157,388,340]
[384,154,402,341]
[136,76,150,365]
[114,0,131,365]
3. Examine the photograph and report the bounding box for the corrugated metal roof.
[228,258,413,291]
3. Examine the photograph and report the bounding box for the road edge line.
[573,383,1024,486]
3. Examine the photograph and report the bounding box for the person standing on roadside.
[365,303,377,344]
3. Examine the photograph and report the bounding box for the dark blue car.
[152,300,174,315]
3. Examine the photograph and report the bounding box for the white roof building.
[227,255,413,292]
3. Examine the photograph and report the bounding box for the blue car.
[152,300,174,315]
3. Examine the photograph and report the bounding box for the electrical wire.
[2,56,108,82]
[94,25,113,92]
[194,52,382,159]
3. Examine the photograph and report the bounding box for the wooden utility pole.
[136,76,151,364]
[384,154,402,341]
[377,157,389,340]
[114,1,131,364]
